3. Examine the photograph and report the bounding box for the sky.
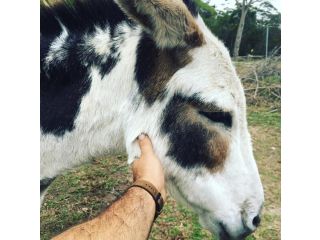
[208,0,281,12]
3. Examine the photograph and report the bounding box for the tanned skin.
[53,134,166,240]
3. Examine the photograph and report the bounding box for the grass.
[247,113,281,239]
[247,106,281,129]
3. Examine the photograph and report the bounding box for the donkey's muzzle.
[218,221,256,240]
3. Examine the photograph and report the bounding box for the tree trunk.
[233,7,248,58]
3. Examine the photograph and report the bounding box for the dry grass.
[235,58,281,110]
[247,107,281,239]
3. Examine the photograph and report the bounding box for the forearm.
[52,187,155,240]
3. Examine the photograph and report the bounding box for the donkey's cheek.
[161,95,230,170]
[162,120,227,170]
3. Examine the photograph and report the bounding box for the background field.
[40,58,281,240]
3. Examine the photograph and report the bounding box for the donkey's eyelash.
[198,111,232,128]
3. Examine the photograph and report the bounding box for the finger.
[137,134,154,155]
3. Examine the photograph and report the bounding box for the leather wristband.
[130,179,164,220]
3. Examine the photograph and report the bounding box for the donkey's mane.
[41,0,128,35]
[41,0,199,35]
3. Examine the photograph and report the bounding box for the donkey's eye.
[199,111,232,128]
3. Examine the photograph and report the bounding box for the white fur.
[41,22,142,178]
[87,26,111,56]
[44,22,69,70]
[41,15,264,239]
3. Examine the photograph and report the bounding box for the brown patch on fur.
[176,103,230,172]
[207,132,229,172]
[136,36,192,104]
[186,105,230,172]
[161,94,231,170]
[115,0,205,48]
[147,50,191,100]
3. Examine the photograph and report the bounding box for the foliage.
[194,0,281,56]
[194,0,217,30]
[194,0,217,16]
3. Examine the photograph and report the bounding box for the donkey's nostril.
[252,215,261,227]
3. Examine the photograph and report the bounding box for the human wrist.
[127,186,155,205]
[130,179,165,219]
[136,177,166,202]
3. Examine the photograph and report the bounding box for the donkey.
[41,0,264,239]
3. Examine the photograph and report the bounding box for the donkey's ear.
[115,0,204,48]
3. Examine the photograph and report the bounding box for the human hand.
[132,134,166,201]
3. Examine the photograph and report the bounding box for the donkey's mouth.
[218,222,233,240]
[218,222,253,240]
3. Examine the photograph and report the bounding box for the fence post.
[266,25,269,59]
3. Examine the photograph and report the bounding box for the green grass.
[263,75,281,85]
[248,106,281,129]
[151,199,215,240]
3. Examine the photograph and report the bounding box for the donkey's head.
[116,0,264,238]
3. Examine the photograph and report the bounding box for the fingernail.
[138,133,146,140]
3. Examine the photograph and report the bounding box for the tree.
[233,0,258,58]
[194,0,280,57]
[233,0,280,57]
[194,0,217,30]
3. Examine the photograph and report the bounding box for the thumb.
[137,134,154,156]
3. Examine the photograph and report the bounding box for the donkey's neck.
[78,23,142,150]
[40,23,142,179]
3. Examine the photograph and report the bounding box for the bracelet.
[130,179,164,220]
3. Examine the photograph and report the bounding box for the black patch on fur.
[161,94,226,169]
[135,33,190,104]
[100,41,121,76]
[199,111,232,128]
[40,35,53,69]
[40,177,56,193]
[183,0,199,17]
[41,33,91,136]
[41,0,126,136]
[134,34,161,104]
[41,0,130,35]
[41,5,62,36]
